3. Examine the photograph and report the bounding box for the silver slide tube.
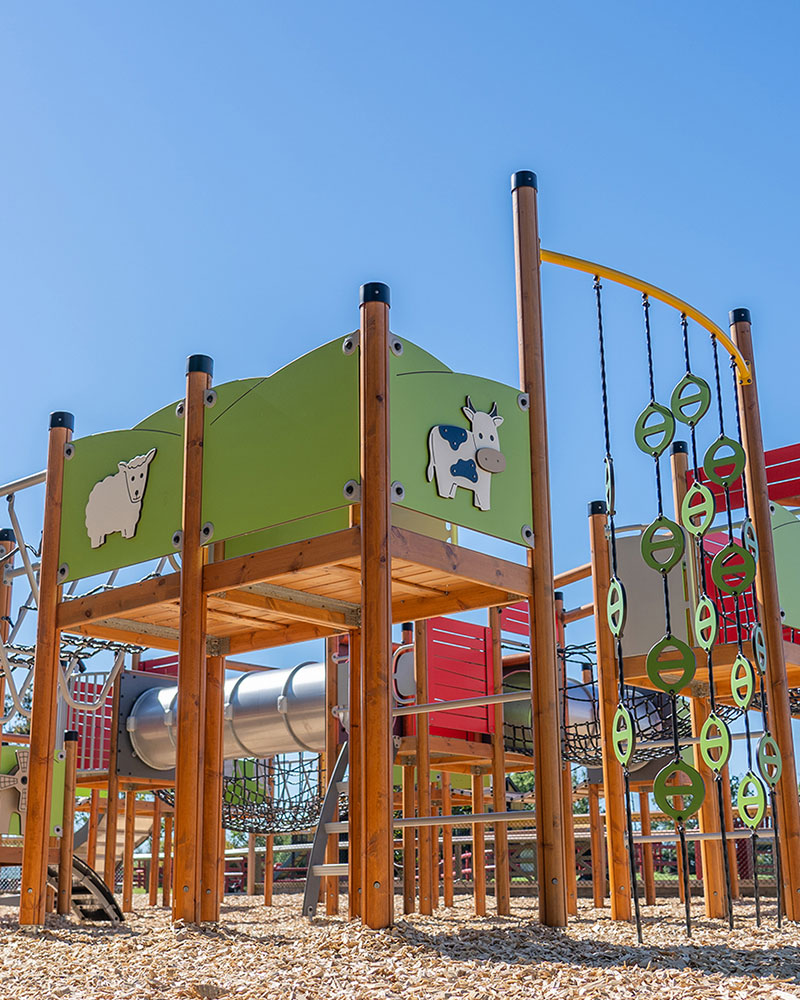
[127,661,326,771]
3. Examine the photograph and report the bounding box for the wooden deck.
[57,526,531,655]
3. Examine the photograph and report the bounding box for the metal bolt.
[373,881,380,889]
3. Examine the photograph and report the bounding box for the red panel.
[139,655,179,676]
[500,601,529,636]
[688,442,800,513]
[66,679,114,772]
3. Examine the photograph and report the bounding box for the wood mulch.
[0,893,799,999]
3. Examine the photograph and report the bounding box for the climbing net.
[158,752,323,835]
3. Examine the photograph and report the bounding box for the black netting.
[157,752,322,834]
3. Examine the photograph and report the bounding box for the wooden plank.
[639,791,656,906]
[212,588,356,630]
[162,814,173,908]
[202,527,361,594]
[554,562,592,588]
[57,734,78,915]
[392,585,518,624]
[347,630,362,920]
[57,573,181,629]
[402,764,416,914]
[441,772,454,908]
[200,654,225,921]
[391,527,532,597]
[148,794,161,907]
[489,608,510,916]
[122,790,136,913]
[588,784,605,908]
[471,772,487,917]
[415,621,434,917]
[324,637,340,916]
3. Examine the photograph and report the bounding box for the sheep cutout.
[85,448,157,549]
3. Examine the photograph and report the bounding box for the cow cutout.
[426,397,505,511]
[85,448,157,548]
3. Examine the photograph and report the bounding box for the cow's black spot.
[437,425,468,451]
[451,458,478,483]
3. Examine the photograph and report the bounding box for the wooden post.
[20,411,72,925]
[264,830,274,907]
[162,814,173,908]
[200,654,224,922]
[441,772,454,908]
[402,764,416,913]
[488,608,511,916]
[122,790,136,913]
[731,309,800,919]
[86,790,100,871]
[57,731,78,915]
[148,795,161,906]
[0,529,14,745]
[324,636,340,916]
[588,784,605,908]
[358,282,394,930]
[511,170,567,927]
[588,501,632,920]
[670,440,728,918]
[471,771,487,917]
[638,792,656,906]
[103,676,122,893]
[554,593,578,917]
[415,621,434,916]
[347,629,363,919]
[173,354,213,924]
[721,766,740,898]
[433,783,441,909]
[247,833,256,895]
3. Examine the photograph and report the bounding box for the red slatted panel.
[500,601,529,636]
[688,442,800,513]
[413,617,493,740]
[66,679,114,772]
[139,655,179,676]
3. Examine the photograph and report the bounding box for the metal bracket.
[204,389,217,408]
[521,525,534,547]
[342,332,359,355]
[343,479,361,501]
[391,481,405,502]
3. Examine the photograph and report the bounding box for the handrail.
[540,249,752,384]
[0,470,46,498]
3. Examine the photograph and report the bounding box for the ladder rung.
[311,863,348,877]
[326,821,348,834]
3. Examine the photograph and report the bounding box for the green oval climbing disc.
[741,517,759,563]
[653,761,705,822]
[670,373,711,426]
[646,634,696,694]
[699,713,731,773]
[612,703,635,767]
[711,542,757,595]
[703,436,746,488]
[641,516,685,574]
[757,734,782,788]
[730,653,755,709]
[694,595,718,652]
[737,772,766,829]
[606,576,627,638]
[681,481,716,538]
[751,622,767,675]
[604,456,615,516]
[634,401,675,458]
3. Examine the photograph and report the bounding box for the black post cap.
[187,354,214,376]
[64,730,79,742]
[0,528,16,543]
[729,308,751,326]
[671,441,689,455]
[50,412,74,431]
[554,590,564,602]
[588,500,607,516]
[511,170,538,191]
[402,621,412,631]
[360,282,391,307]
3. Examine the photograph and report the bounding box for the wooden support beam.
[347,630,363,920]
[359,283,394,931]
[149,794,161,907]
[173,354,213,924]
[588,503,632,920]
[20,412,72,925]
[732,310,800,919]
[489,607,510,916]
[247,833,256,895]
[162,814,173,908]
[325,637,341,916]
[200,654,225,922]
[0,532,14,744]
[57,732,78,915]
[57,573,181,629]
[402,764,416,914]
[588,784,605,908]
[441,772,454,908]
[215,585,359,630]
[639,792,656,906]
[554,563,592,589]
[415,620,434,917]
[87,789,100,871]
[555,593,578,917]
[103,675,122,894]
[122,790,136,913]
[511,170,567,927]
[471,772,487,917]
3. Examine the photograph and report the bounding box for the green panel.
[0,747,64,836]
[60,403,183,582]
[201,340,359,545]
[772,503,800,629]
[223,509,350,559]
[390,341,532,547]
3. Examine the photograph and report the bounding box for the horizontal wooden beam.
[212,584,360,630]
[392,585,519,624]
[58,573,180,628]
[391,527,532,597]
[563,602,593,624]
[554,562,592,588]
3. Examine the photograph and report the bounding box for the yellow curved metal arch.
[540,249,752,384]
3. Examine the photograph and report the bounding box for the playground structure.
[0,172,799,940]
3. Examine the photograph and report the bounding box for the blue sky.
[1,5,798,766]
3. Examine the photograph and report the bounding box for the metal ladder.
[302,741,349,917]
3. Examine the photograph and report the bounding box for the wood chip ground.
[1,894,799,999]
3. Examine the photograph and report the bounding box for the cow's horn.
[489,401,498,418]
[465,395,475,413]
